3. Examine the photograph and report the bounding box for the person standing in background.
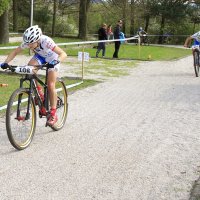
[113,20,123,58]
[96,23,108,58]
[107,24,113,41]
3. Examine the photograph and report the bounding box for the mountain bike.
[137,34,150,46]
[4,63,68,150]
[141,34,150,45]
[193,46,200,77]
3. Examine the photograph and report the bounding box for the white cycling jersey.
[191,31,200,42]
[20,35,59,63]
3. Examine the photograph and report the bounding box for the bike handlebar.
[1,61,59,75]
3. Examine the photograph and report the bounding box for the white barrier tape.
[0,81,83,111]
[0,105,7,111]
[57,36,138,46]
[1,34,189,50]
[147,34,189,37]
[65,81,83,89]
[0,36,139,50]
[0,97,28,111]
[0,46,18,50]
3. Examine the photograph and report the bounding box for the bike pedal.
[39,114,46,118]
[39,107,47,117]
[15,116,25,121]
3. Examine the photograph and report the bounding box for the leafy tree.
[34,9,51,32]
[14,0,32,30]
[146,0,187,43]
[186,0,200,33]
[130,0,136,35]
[52,0,57,36]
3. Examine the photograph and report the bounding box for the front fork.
[16,77,33,120]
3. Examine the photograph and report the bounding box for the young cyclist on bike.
[1,25,67,126]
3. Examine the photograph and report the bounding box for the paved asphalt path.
[0,56,200,200]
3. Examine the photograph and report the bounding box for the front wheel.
[51,79,68,131]
[193,49,200,77]
[6,88,36,150]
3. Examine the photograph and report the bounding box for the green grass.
[84,59,136,78]
[52,37,82,43]
[0,72,100,110]
[66,43,191,61]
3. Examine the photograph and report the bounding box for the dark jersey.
[98,27,107,40]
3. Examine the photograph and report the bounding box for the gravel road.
[0,55,200,200]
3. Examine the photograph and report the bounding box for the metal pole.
[82,46,84,81]
[29,0,34,55]
[30,0,34,26]
[138,36,141,59]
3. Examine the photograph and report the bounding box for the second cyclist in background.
[184,31,200,50]
[1,25,67,126]
[184,31,200,77]
[137,27,148,45]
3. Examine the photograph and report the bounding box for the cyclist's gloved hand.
[1,63,9,70]
[48,60,59,68]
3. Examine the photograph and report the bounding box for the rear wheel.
[6,88,36,150]
[193,49,200,77]
[51,79,68,131]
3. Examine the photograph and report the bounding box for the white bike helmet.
[23,25,42,44]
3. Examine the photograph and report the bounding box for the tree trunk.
[0,10,9,44]
[158,15,165,44]
[130,0,135,36]
[52,0,57,37]
[122,0,127,34]
[13,0,18,32]
[144,15,150,32]
[78,0,90,40]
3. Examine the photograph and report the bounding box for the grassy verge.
[0,72,100,109]
[67,43,191,61]
[65,57,137,80]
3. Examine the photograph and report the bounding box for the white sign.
[78,52,90,62]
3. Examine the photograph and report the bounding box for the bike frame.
[17,66,50,120]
